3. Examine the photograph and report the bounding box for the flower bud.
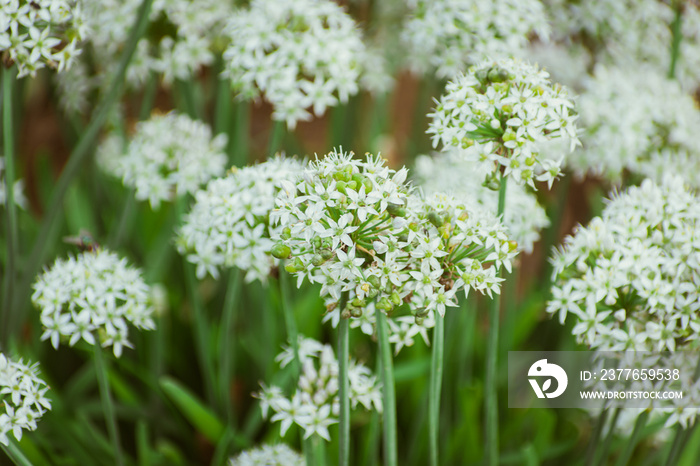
[390,291,402,306]
[271,243,291,259]
[376,297,393,311]
[428,211,444,228]
[367,275,381,289]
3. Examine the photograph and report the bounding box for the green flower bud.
[390,291,402,307]
[281,227,292,240]
[487,67,508,83]
[336,180,347,193]
[271,243,291,259]
[428,211,444,228]
[350,307,363,318]
[347,180,357,191]
[368,275,381,289]
[311,253,327,266]
[387,203,406,217]
[352,298,365,308]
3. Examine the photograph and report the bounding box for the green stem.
[183,260,217,409]
[268,120,285,158]
[279,268,301,376]
[139,72,159,121]
[93,345,124,466]
[231,101,249,167]
[219,269,242,421]
[585,406,609,466]
[376,308,398,466]
[485,175,507,466]
[428,314,445,466]
[668,4,683,80]
[214,57,231,136]
[596,407,620,466]
[664,425,687,466]
[1,438,34,466]
[613,410,649,466]
[338,292,351,466]
[108,192,135,249]
[1,66,17,349]
[13,0,154,321]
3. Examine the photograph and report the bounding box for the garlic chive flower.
[257,337,382,441]
[572,64,700,187]
[0,354,51,446]
[176,157,306,281]
[32,249,156,357]
[414,153,549,253]
[0,0,86,78]
[0,157,28,209]
[229,444,305,466]
[428,58,580,188]
[272,149,516,325]
[98,112,227,208]
[402,0,550,78]
[548,177,700,352]
[223,0,365,129]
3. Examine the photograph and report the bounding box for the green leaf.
[159,376,224,443]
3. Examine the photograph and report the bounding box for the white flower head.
[223,0,366,129]
[176,156,306,282]
[229,443,305,466]
[402,0,550,78]
[32,249,156,357]
[98,112,227,208]
[0,0,87,78]
[428,57,580,189]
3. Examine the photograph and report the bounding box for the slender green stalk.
[1,438,34,466]
[596,407,620,466]
[1,66,17,349]
[668,4,683,79]
[664,425,687,466]
[313,436,326,466]
[613,410,649,466]
[231,102,250,167]
[93,345,124,466]
[139,73,159,121]
[485,175,507,466]
[13,0,154,320]
[214,58,232,136]
[183,260,217,408]
[219,269,242,421]
[428,314,445,466]
[337,292,351,466]
[279,268,301,376]
[376,308,398,466]
[108,193,135,249]
[585,406,609,466]
[268,120,285,158]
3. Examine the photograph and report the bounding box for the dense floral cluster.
[98,112,227,208]
[0,354,51,446]
[83,0,229,86]
[223,0,365,129]
[271,149,516,324]
[414,153,549,253]
[229,444,305,466]
[402,0,549,78]
[428,58,579,188]
[572,64,700,187]
[0,157,27,209]
[176,157,306,282]
[548,177,700,352]
[0,0,86,77]
[32,249,156,357]
[257,337,382,441]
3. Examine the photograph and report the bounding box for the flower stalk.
[376,308,398,466]
[338,291,351,466]
[428,313,445,466]
[94,345,124,466]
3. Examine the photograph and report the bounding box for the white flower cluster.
[98,112,227,208]
[223,0,365,129]
[548,177,700,352]
[229,444,304,466]
[0,0,86,78]
[428,58,579,188]
[272,149,516,324]
[0,157,27,209]
[257,337,382,441]
[544,0,700,89]
[176,157,306,282]
[83,0,229,86]
[32,249,156,357]
[572,64,700,187]
[0,354,51,446]
[414,153,549,253]
[402,0,550,78]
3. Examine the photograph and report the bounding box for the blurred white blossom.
[428,57,579,189]
[0,157,27,209]
[98,112,227,208]
[223,0,365,129]
[32,249,156,357]
[229,444,304,466]
[176,156,306,282]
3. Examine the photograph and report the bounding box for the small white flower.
[229,443,305,466]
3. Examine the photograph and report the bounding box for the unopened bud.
[271,243,291,259]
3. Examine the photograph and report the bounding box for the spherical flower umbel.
[223,0,365,129]
[402,0,550,78]
[229,444,305,466]
[0,353,52,446]
[176,157,306,282]
[548,177,700,353]
[428,58,580,188]
[414,153,549,253]
[32,249,156,357]
[98,112,227,208]
[0,0,87,78]
[257,337,382,441]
